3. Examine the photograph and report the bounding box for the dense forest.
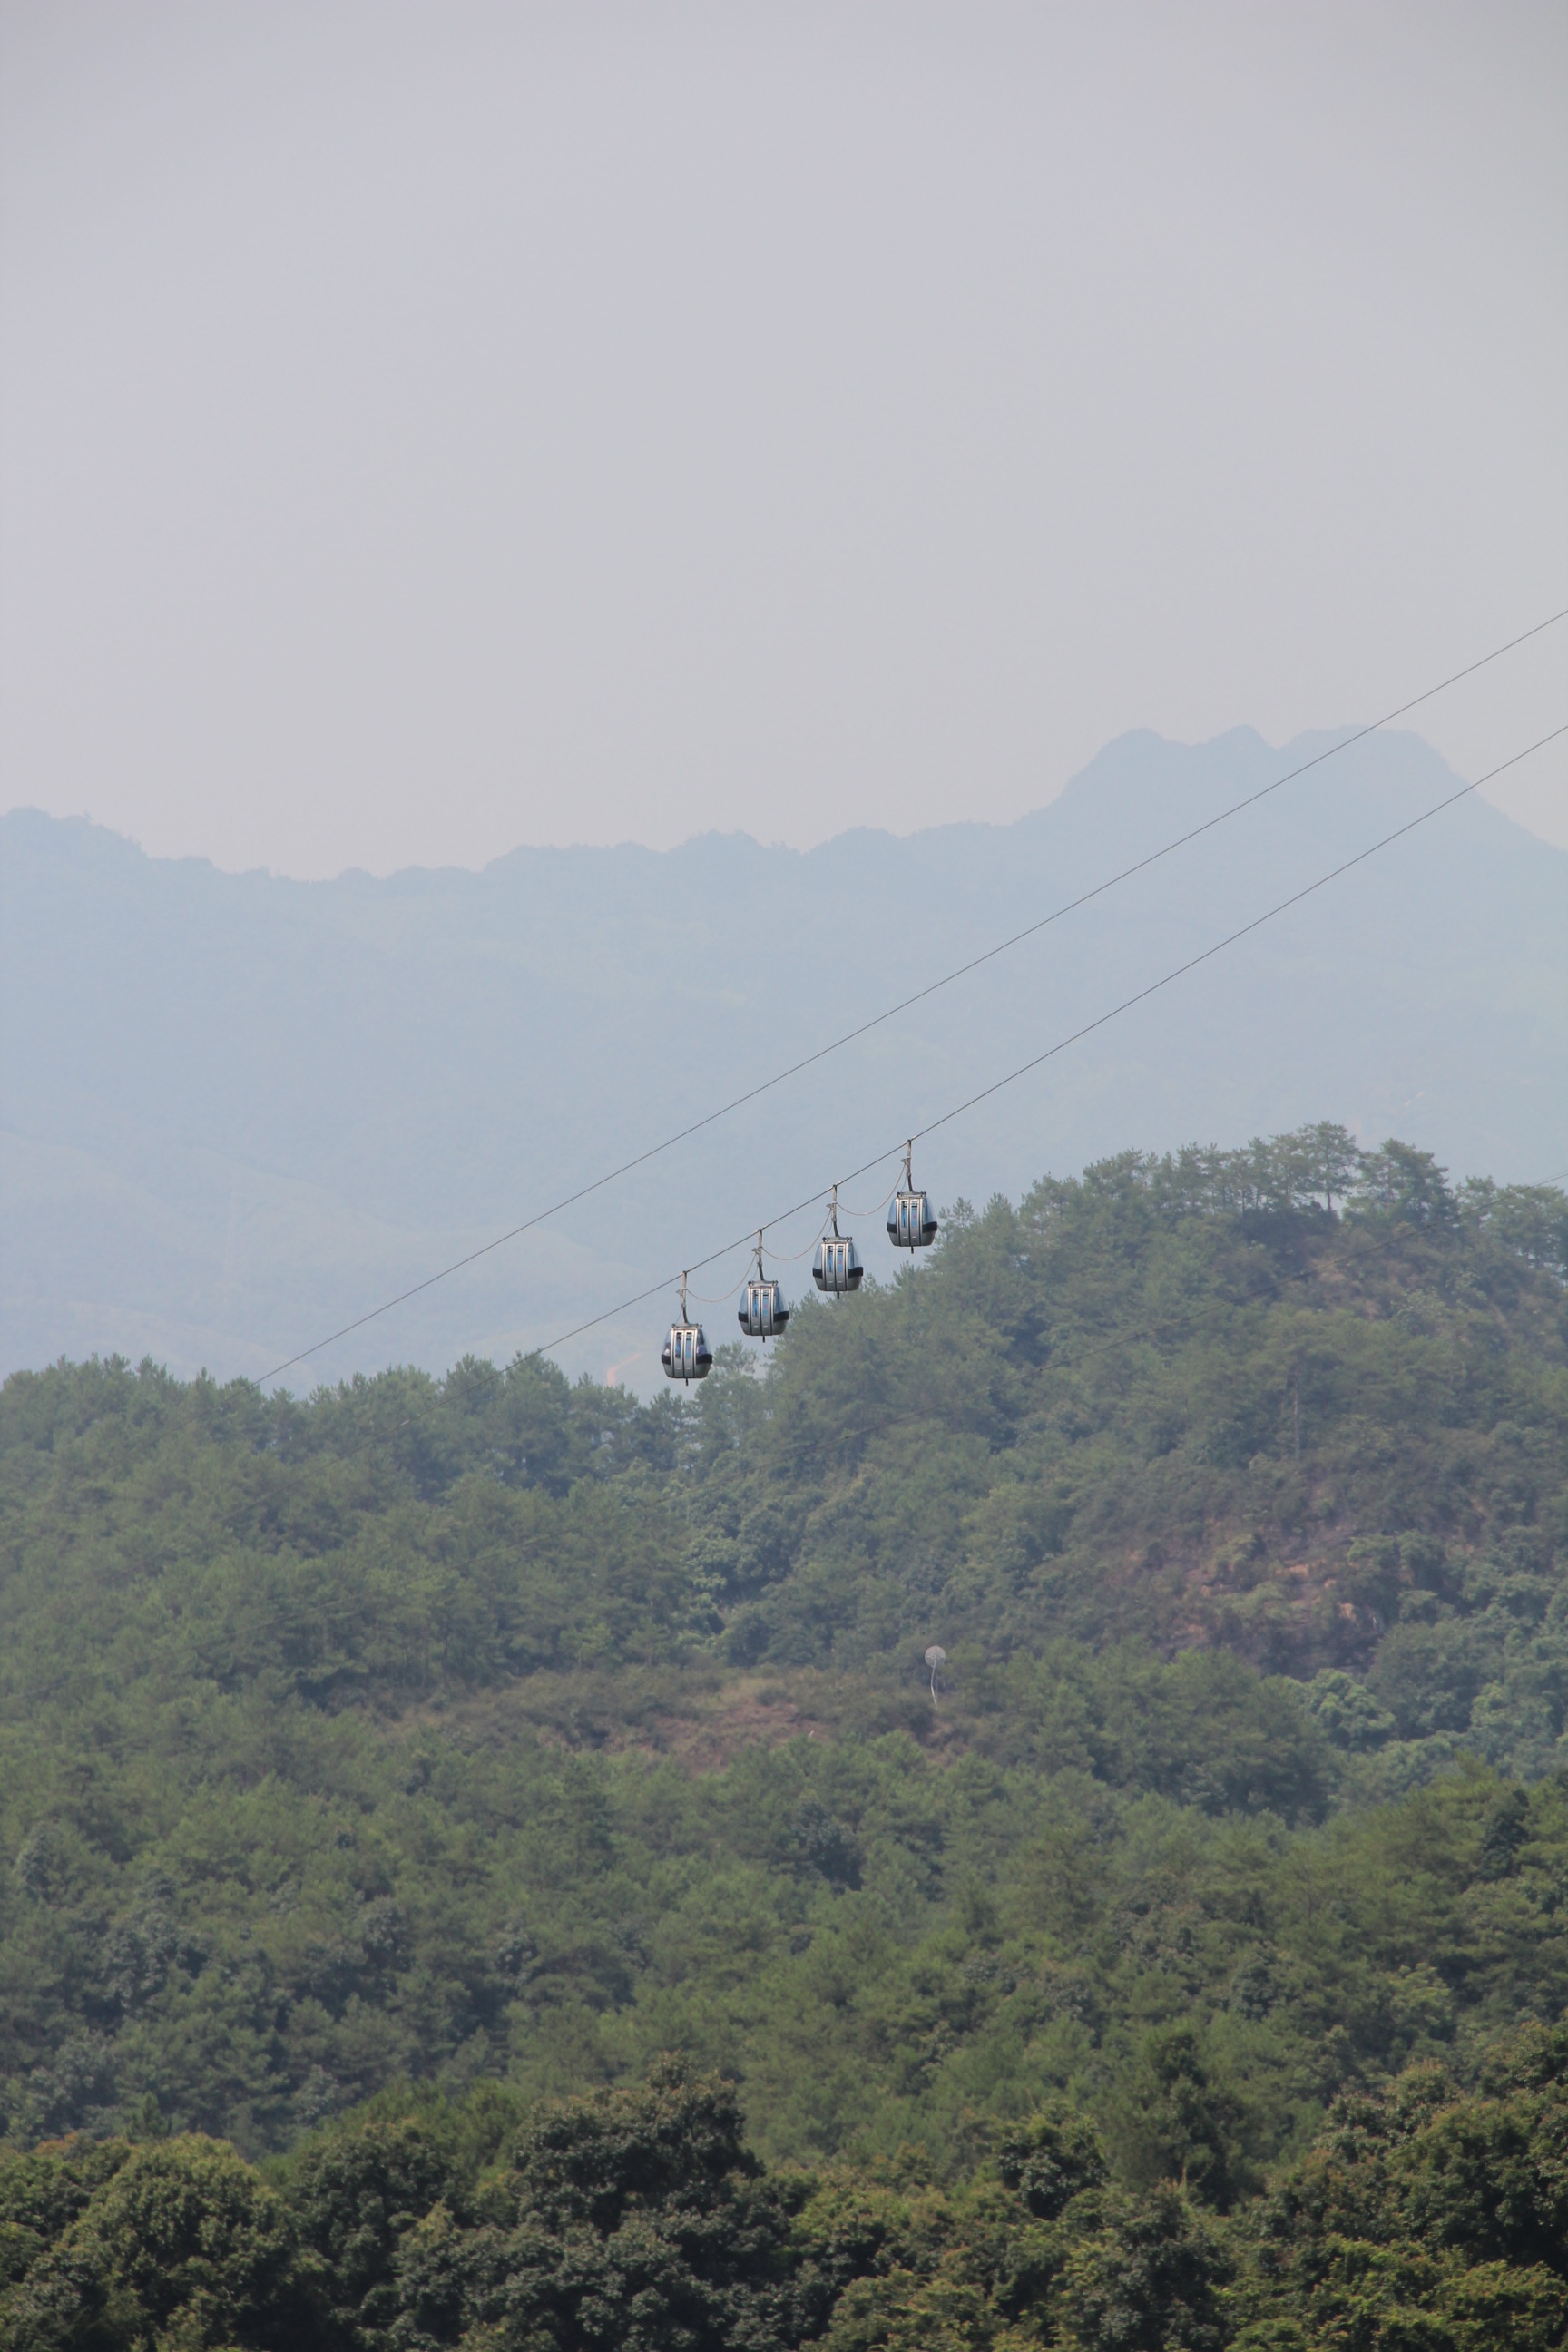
[2,1127,1565,2347]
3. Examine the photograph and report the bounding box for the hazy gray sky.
[3,1,1565,876]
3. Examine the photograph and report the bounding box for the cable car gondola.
[812,1184,864,1296]
[662,1276,714,1382]
[887,1142,938,1250]
[738,1234,789,1342]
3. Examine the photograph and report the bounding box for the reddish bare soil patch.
[653,1681,832,1770]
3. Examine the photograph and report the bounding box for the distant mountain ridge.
[3,725,1564,1385]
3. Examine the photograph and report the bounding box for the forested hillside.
[2,1128,1566,2346]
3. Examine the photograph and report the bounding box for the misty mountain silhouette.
[3,726,1563,1386]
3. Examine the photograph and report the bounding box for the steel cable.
[535,722,1567,1357]
[252,612,1567,1385]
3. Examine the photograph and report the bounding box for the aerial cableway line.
[546,720,1568,1361]
[251,607,1567,1387]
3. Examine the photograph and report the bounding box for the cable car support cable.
[251,611,1567,1388]
[536,719,1568,1357]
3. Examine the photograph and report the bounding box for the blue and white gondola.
[738,1234,789,1342]
[662,1276,714,1382]
[812,1186,864,1295]
[887,1142,938,1250]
